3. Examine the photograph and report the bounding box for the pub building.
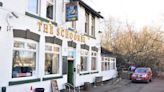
[0,0,117,92]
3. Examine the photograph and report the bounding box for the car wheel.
[149,78,152,82]
[131,80,135,83]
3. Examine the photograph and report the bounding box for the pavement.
[80,78,131,92]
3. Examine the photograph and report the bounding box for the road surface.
[108,79,164,92]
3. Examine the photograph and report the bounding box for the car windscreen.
[135,68,147,73]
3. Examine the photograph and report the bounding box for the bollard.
[2,87,6,92]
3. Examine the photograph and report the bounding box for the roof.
[101,47,116,57]
[74,0,103,18]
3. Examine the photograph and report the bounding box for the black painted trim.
[79,72,90,76]
[45,36,63,46]
[45,36,55,44]
[81,44,89,50]
[77,0,103,18]
[84,34,96,39]
[13,29,40,42]
[68,41,76,48]
[13,29,26,38]
[90,71,99,74]
[9,78,40,86]
[25,12,57,26]
[55,37,62,46]
[92,46,98,52]
[42,76,63,81]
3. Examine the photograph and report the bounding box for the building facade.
[0,0,117,92]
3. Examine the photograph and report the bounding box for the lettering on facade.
[56,27,85,43]
[38,21,54,34]
[37,21,86,43]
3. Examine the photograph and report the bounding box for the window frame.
[80,49,89,73]
[44,43,61,77]
[91,51,97,71]
[101,57,111,71]
[85,11,89,35]
[46,0,56,20]
[12,38,39,80]
[91,15,95,37]
[26,0,40,15]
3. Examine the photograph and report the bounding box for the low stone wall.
[119,71,131,79]
[157,72,164,79]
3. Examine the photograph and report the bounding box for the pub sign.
[66,2,78,21]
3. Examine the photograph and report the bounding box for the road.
[108,79,164,92]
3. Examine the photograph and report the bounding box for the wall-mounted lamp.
[6,12,19,31]
[10,12,19,18]
[0,2,3,7]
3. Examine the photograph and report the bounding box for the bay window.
[12,40,38,78]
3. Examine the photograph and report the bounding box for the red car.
[131,67,152,83]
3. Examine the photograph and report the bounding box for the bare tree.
[101,18,164,73]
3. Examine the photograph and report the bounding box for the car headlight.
[132,74,137,77]
[142,74,147,77]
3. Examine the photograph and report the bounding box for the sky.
[83,0,164,29]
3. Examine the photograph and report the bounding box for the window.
[91,52,97,70]
[91,16,95,37]
[72,21,76,29]
[101,57,111,71]
[110,58,116,70]
[46,0,55,20]
[12,40,38,78]
[45,44,60,75]
[113,61,116,70]
[101,62,105,71]
[27,0,39,14]
[85,11,89,34]
[80,50,88,72]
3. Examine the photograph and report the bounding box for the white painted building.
[0,0,117,92]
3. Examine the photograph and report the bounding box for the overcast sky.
[83,0,164,29]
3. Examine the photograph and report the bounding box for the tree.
[101,18,164,73]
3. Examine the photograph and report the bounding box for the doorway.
[67,60,74,85]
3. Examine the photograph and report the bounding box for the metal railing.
[64,83,80,92]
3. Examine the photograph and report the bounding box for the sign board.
[66,2,78,21]
[51,80,59,92]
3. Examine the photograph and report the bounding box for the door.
[68,60,74,85]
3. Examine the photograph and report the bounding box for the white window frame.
[11,38,39,81]
[85,11,89,35]
[101,57,111,71]
[44,43,61,77]
[91,16,95,37]
[46,0,56,20]
[91,51,97,71]
[26,0,40,15]
[80,49,89,73]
